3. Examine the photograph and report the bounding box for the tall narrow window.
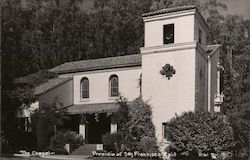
[109,75,119,97]
[162,122,167,140]
[198,29,202,44]
[163,24,174,44]
[81,77,89,98]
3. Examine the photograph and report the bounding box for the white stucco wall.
[194,15,207,48]
[144,12,195,47]
[39,80,73,107]
[195,47,208,111]
[59,67,142,104]
[142,9,210,143]
[141,47,196,142]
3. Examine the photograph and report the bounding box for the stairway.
[70,144,97,155]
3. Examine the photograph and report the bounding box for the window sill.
[108,97,119,101]
[80,98,90,102]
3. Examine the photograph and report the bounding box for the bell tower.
[140,6,209,142]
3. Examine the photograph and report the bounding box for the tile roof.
[142,5,196,18]
[66,102,120,114]
[49,54,141,74]
[34,77,72,95]
[49,45,219,74]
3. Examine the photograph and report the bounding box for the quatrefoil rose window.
[160,64,176,80]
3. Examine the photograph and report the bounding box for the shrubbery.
[31,102,69,150]
[164,111,236,159]
[49,131,85,154]
[102,98,159,153]
[228,111,250,159]
[102,132,123,152]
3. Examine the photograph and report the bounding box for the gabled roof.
[142,5,196,18]
[34,77,72,96]
[67,102,119,114]
[49,45,219,75]
[49,54,141,74]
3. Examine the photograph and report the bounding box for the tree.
[204,9,250,159]
[31,101,69,150]
[220,16,250,114]
[1,0,85,150]
[2,0,249,153]
[84,0,152,58]
[1,70,57,150]
[20,0,88,69]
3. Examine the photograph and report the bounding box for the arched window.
[81,77,89,98]
[109,75,119,97]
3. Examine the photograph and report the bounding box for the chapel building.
[18,5,223,147]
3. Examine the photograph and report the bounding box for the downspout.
[207,55,211,112]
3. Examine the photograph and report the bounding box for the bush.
[126,98,158,152]
[228,111,250,159]
[1,131,11,154]
[164,111,236,159]
[127,98,156,139]
[31,102,69,150]
[137,136,159,153]
[49,131,85,154]
[102,132,123,152]
[107,97,159,153]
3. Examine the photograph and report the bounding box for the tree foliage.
[165,111,236,158]
[103,98,158,152]
[2,0,249,153]
[13,71,57,105]
[1,70,57,149]
[121,98,158,152]
[49,131,85,154]
[220,16,250,114]
[31,102,69,150]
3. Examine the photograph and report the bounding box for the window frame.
[80,77,89,99]
[163,23,175,44]
[109,74,119,97]
[162,122,167,140]
[198,28,202,44]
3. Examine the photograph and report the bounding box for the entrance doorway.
[86,114,110,144]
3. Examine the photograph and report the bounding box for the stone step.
[71,144,97,155]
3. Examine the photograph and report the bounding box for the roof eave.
[51,63,142,75]
[35,77,72,96]
[207,44,221,57]
[142,5,196,18]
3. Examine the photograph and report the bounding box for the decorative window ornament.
[160,64,176,80]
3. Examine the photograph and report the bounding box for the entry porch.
[65,102,119,144]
